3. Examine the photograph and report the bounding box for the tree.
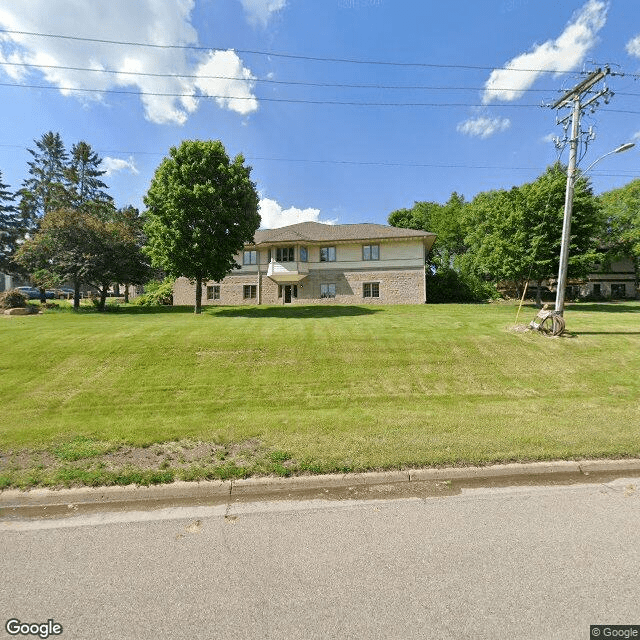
[19,131,71,227]
[0,170,24,275]
[143,140,261,314]
[67,141,113,213]
[463,164,602,303]
[599,178,640,288]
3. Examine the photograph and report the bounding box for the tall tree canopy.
[19,131,71,227]
[0,170,24,275]
[599,178,640,286]
[463,163,602,301]
[144,140,261,313]
[68,141,113,212]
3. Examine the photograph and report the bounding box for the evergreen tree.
[19,131,71,228]
[68,141,113,213]
[0,170,24,275]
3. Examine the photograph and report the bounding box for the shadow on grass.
[565,302,640,313]
[210,305,383,319]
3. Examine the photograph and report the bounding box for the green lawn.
[1,301,639,487]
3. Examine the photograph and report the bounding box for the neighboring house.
[580,256,637,299]
[173,221,436,306]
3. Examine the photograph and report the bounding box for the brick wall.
[174,267,425,306]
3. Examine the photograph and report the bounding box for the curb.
[1,458,639,510]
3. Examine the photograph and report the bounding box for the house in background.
[173,221,436,306]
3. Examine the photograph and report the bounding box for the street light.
[554,141,635,319]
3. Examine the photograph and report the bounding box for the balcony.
[266,259,309,283]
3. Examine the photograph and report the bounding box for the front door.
[284,285,292,303]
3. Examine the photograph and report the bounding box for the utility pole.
[551,67,611,318]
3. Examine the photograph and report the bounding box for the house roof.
[251,221,435,246]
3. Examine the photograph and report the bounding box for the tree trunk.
[535,279,542,308]
[99,284,108,311]
[195,277,202,314]
[124,284,130,304]
[73,281,81,310]
[39,287,46,304]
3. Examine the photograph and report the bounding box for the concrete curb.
[1,459,639,509]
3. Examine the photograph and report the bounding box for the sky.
[0,0,639,229]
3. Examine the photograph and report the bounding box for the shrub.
[0,289,28,309]
[132,277,175,306]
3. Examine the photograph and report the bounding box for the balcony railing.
[266,259,309,282]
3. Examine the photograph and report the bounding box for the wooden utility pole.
[551,67,611,317]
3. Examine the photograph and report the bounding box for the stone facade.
[172,222,435,307]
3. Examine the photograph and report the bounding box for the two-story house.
[173,221,436,306]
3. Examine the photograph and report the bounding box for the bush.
[132,277,174,306]
[425,268,499,303]
[0,289,28,309]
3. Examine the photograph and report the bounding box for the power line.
[0,28,615,75]
[0,81,546,107]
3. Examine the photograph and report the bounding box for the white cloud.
[258,198,336,229]
[483,0,607,104]
[101,156,139,177]
[457,116,511,139]
[194,50,258,115]
[239,0,287,28]
[626,35,640,58]
[0,0,259,125]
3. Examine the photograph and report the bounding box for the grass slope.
[1,302,639,487]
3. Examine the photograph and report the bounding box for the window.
[276,247,294,262]
[363,282,380,298]
[299,246,308,262]
[611,283,626,299]
[320,246,336,262]
[320,283,336,298]
[206,285,220,300]
[592,284,601,297]
[243,250,257,265]
[362,244,379,261]
[243,285,257,299]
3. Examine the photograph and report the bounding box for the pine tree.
[19,131,71,228]
[68,141,113,214]
[0,170,24,274]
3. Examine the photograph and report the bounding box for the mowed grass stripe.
[1,302,639,474]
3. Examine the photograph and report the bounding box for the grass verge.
[1,301,639,488]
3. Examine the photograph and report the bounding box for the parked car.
[15,286,56,300]
[15,286,41,300]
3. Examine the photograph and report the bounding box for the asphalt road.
[1,477,639,640]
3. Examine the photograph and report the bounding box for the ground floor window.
[206,285,220,300]
[611,283,626,298]
[592,283,601,297]
[320,283,336,298]
[363,282,380,298]
[243,285,257,299]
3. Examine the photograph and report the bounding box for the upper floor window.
[276,247,294,262]
[320,246,336,262]
[243,250,257,265]
[300,246,308,262]
[362,244,379,261]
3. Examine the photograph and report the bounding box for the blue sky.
[0,0,639,228]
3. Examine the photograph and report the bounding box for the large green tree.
[463,163,602,303]
[599,178,640,287]
[0,170,23,275]
[67,141,113,213]
[19,131,71,227]
[144,140,261,314]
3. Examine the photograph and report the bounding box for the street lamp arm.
[582,142,635,174]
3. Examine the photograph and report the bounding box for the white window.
[276,247,294,262]
[243,250,257,265]
[243,285,257,299]
[363,244,379,260]
[363,282,379,298]
[320,283,336,298]
[300,246,308,262]
[206,285,220,300]
[320,246,336,262]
